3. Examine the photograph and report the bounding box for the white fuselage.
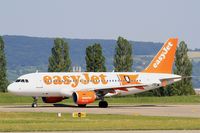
[7,72,181,97]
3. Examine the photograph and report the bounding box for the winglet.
[143,38,178,74]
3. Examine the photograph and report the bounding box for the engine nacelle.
[42,97,65,103]
[72,91,96,105]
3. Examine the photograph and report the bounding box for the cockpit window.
[16,79,20,82]
[15,79,29,83]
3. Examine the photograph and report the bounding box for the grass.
[1,94,200,131]
[105,95,200,105]
[0,93,200,105]
[0,93,38,105]
[0,112,200,131]
[188,51,200,58]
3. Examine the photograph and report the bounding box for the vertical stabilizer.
[143,38,178,74]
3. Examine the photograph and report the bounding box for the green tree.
[172,41,195,95]
[151,87,167,96]
[85,43,106,72]
[114,36,133,72]
[48,38,71,72]
[0,36,8,92]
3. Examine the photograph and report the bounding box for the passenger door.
[36,74,43,89]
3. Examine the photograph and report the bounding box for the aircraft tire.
[31,103,37,108]
[99,101,108,108]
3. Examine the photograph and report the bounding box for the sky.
[0,0,199,49]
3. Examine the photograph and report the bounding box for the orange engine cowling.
[42,97,65,103]
[72,91,96,105]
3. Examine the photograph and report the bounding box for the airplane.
[7,38,181,108]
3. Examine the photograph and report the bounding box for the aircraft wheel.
[78,104,86,107]
[32,103,37,108]
[32,96,38,108]
[99,101,108,108]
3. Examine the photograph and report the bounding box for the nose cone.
[7,83,17,93]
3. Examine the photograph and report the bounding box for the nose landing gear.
[31,97,38,107]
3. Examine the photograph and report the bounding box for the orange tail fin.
[143,38,178,74]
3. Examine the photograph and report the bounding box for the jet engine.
[72,91,96,105]
[42,97,65,103]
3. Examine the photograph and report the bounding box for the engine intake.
[72,91,96,105]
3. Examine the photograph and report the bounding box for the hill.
[3,35,162,69]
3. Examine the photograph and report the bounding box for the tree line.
[0,36,195,96]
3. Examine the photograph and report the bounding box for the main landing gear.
[98,100,108,108]
[97,92,108,108]
[32,97,38,108]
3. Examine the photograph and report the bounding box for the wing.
[84,83,149,91]
[81,84,149,96]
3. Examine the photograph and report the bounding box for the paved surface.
[1,131,200,133]
[1,104,200,117]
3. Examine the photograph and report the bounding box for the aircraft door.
[36,74,43,89]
